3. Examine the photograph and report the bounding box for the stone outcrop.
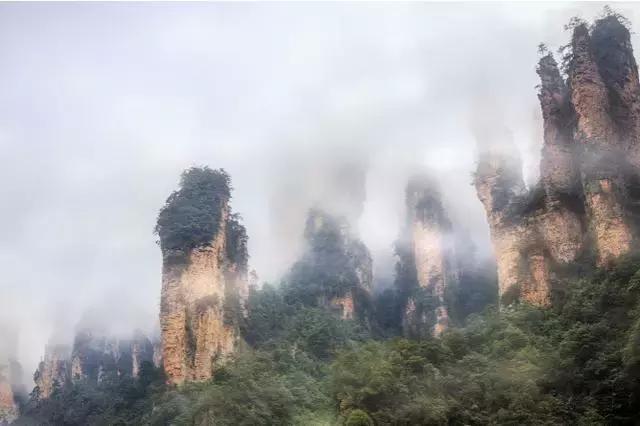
[537,53,585,264]
[569,22,634,266]
[157,168,248,385]
[474,129,553,306]
[33,343,70,399]
[590,16,640,167]
[475,14,640,305]
[69,328,156,383]
[288,208,373,321]
[32,329,156,400]
[398,175,457,336]
[0,364,17,425]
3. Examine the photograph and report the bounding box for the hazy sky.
[2,2,639,382]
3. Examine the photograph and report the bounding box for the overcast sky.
[2,2,639,382]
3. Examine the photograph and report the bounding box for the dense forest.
[13,254,640,425]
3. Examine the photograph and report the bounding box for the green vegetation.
[17,255,640,425]
[284,209,370,315]
[155,167,232,254]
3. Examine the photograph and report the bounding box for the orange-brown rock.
[569,22,634,265]
[0,365,17,425]
[330,293,355,320]
[474,135,552,306]
[400,175,457,336]
[158,169,249,385]
[34,343,70,399]
[160,206,241,384]
[591,15,640,166]
[536,53,585,264]
[473,15,640,305]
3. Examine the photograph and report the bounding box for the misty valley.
[5,4,640,426]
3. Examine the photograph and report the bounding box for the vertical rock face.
[537,53,585,264]
[288,208,373,321]
[157,167,248,385]
[475,14,640,305]
[569,22,634,265]
[33,344,70,399]
[400,175,456,337]
[474,132,552,306]
[131,331,155,378]
[69,329,155,383]
[0,364,17,425]
[32,329,156,399]
[590,15,640,165]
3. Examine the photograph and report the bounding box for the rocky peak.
[288,208,372,321]
[475,13,640,306]
[399,175,457,337]
[474,132,552,306]
[568,19,635,266]
[157,167,248,384]
[33,343,70,399]
[0,363,18,425]
[591,14,640,157]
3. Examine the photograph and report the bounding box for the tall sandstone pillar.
[591,16,640,168]
[536,53,585,264]
[34,344,70,399]
[158,168,248,385]
[569,23,634,265]
[0,368,17,425]
[474,132,552,306]
[402,175,456,336]
[293,208,373,321]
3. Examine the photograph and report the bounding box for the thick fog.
[2,2,640,383]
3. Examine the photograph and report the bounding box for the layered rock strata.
[158,168,248,385]
[33,344,70,399]
[475,15,640,305]
[474,130,553,306]
[0,365,17,425]
[569,22,634,265]
[33,329,156,399]
[400,175,457,336]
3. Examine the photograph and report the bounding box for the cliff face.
[537,53,585,264]
[70,329,156,383]
[474,135,552,306]
[397,176,458,337]
[157,168,248,384]
[288,208,373,321]
[475,15,640,305]
[0,365,17,425]
[34,344,70,399]
[569,22,634,266]
[33,330,156,400]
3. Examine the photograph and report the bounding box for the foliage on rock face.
[155,167,232,254]
[284,209,371,314]
[14,361,164,426]
[15,256,640,425]
[225,213,249,269]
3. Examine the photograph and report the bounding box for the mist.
[2,2,640,385]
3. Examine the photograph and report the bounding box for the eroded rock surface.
[33,344,70,399]
[0,365,17,425]
[474,132,552,306]
[288,208,373,322]
[475,15,640,305]
[158,168,248,385]
[398,175,457,336]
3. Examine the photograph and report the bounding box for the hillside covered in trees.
[5,6,640,426]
